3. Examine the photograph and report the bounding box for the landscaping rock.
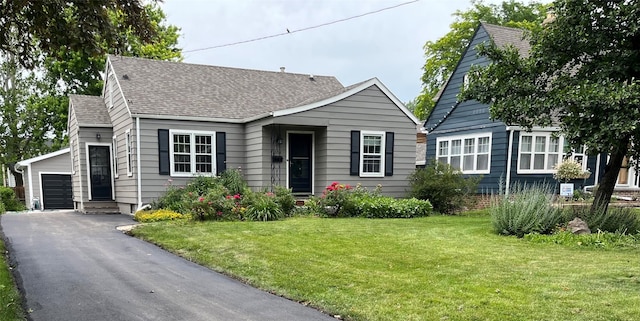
[568,217,591,234]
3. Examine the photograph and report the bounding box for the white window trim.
[125,129,133,177]
[517,132,587,174]
[70,139,76,175]
[169,129,216,177]
[436,132,492,174]
[112,135,119,178]
[359,130,385,178]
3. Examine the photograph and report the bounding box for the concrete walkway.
[1,211,335,321]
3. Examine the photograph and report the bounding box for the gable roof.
[69,94,111,126]
[108,55,345,119]
[16,148,70,168]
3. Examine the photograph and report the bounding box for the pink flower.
[217,211,222,216]
[234,194,241,199]
[198,197,204,202]
[188,192,193,196]
[208,201,212,205]
[226,195,231,199]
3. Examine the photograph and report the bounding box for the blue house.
[424,22,611,194]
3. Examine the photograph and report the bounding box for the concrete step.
[82,201,120,214]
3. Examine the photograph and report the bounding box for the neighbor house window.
[125,129,133,176]
[360,131,385,177]
[112,135,119,178]
[518,133,587,173]
[436,133,491,174]
[169,130,215,176]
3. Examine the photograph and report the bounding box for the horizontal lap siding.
[78,127,114,202]
[273,85,416,197]
[108,76,137,206]
[138,119,244,203]
[68,107,81,204]
[27,153,72,202]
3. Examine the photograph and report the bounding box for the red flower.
[226,195,231,199]
[198,197,204,202]
[234,194,241,199]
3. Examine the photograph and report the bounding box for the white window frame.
[125,129,133,177]
[169,129,216,177]
[436,133,492,174]
[517,132,587,174]
[112,135,119,178]
[359,131,385,178]
[70,139,76,175]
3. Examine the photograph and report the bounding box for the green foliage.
[415,0,548,120]
[563,206,640,234]
[219,169,247,196]
[408,161,479,214]
[244,192,284,222]
[553,159,590,182]
[0,186,24,212]
[134,209,186,222]
[0,237,26,320]
[525,230,640,249]
[273,185,296,216]
[356,196,432,219]
[0,201,5,214]
[490,184,564,237]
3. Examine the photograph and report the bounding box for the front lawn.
[0,234,26,321]
[132,215,640,321]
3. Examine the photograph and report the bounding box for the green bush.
[408,161,479,214]
[490,183,564,237]
[219,169,247,195]
[0,201,5,214]
[244,192,283,221]
[0,187,24,212]
[273,185,296,216]
[134,209,186,222]
[357,196,432,218]
[563,206,640,234]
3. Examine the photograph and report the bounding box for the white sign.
[560,183,574,197]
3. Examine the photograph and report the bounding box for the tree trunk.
[591,142,629,213]
[7,163,23,187]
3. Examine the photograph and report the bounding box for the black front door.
[89,146,112,200]
[289,133,312,194]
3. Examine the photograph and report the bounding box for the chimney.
[280,67,285,73]
[542,8,555,26]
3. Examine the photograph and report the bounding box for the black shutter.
[385,132,394,176]
[158,129,170,175]
[350,131,360,176]
[216,132,226,175]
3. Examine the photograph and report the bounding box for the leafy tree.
[462,0,640,212]
[414,0,548,120]
[0,0,157,68]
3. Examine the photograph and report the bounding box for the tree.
[414,0,548,120]
[462,0,640,212]
[0,0,157,68]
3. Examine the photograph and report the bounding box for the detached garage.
[16,148,73,210]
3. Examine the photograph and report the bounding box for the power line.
[183,0,420,53]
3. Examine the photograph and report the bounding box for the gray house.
[15,148,73,210]
[68,55,420,214]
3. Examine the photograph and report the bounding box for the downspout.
[505,127,515,196]
[136,117,143,209]
[594,154,601,185]
[14,164,30,207]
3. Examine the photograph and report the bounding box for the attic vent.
[122,74,129,80]
[309,74,315,81]
[280,67,285,72]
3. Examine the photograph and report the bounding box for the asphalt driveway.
[1,211,335,321]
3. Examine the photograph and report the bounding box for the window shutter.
[385,132,394,176]
[158,129,170,175]
[216,132,226,175]
[350,131,360,176]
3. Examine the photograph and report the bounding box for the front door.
[289,133,312,194]
[89,145,113,200]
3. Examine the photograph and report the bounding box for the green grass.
[0,236,25,321]
[132,216,640,321]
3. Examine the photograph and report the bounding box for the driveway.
[1,211,335,321]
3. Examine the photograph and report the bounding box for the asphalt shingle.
[481,22,531,55]
[69,94,110,125]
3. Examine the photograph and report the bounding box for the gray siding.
[137,119,245,203]
[263,85,416,197]
[24,153,71,204]
[68,105,81,207]
[77,127,115,202]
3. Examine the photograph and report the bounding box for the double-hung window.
[436,133,491,174]
[169,130,215,176]
[360,131,385,177]
[518,133,587,173]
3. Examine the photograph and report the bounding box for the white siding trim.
[136,118,142,207]
[516,131,587,174]
[16,148,70,166]
[106,56,133,118]
[112,135,119,178]
[359,130,386,178]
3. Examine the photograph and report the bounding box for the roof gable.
[107,55,345,119]
[16,148,70,167]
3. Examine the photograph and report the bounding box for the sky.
[160,0,504,104]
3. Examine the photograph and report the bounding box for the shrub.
[0,187,24,212]
[553,159,591,182]
[320,182,354,217]
[0,201,5,214]
[219,169,247,195]
[490,183,564,237]
[563,206,640,234]
[273,185,296,216]
[408,161,479,214]
[525,230,640,249]
[244,192,283,221]
[134,209,185,222]
[357,196,432,218]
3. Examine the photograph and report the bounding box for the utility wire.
[183,0,420,53]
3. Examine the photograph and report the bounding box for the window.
[125,129,133,177]
[169,130,215,176]
[436,133,491,174]
[360,131,385,177]
[518,133,587,173]
[112,135,119,178]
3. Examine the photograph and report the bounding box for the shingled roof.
[481,22,530,56]
[69,94,111,126]
[108,55,345,119]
